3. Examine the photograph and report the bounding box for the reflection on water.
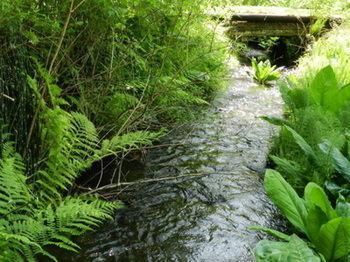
[71,64,283,262]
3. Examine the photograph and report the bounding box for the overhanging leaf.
[304,182,337,220]
[255,235,321,262]
[260,116,288,126]
[284,125,317,162]
[317,217,350,261]
[319,140,350,182]
[264,169,308,233]
[249,226,291,242]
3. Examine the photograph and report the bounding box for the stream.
[71,62,284,261]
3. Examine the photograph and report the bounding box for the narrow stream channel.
[72,63,284,261]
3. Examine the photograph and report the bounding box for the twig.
[48,0,75,75]
[2,93,15,102]
[84,172,230,195]
[117,151,125,186]
[95,158,104,189]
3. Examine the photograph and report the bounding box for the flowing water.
[71,63,284,261]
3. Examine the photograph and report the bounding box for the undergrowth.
[255,18,350,262]
[0,0,227,260]
[269,23,350,191]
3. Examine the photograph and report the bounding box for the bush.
[0,0,227,137]
[0,1,227,259]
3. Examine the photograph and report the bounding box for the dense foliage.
[255,170,350,261]
[0,0,227,260]
[255,19,350,262]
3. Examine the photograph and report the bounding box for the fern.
[0,143,122,261]
[0,97,161,261]
[37,109,100,200]
[101,129,165,156]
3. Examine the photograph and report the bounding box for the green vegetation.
[254,170,350,261]
[251,58,281,85]
[267,26,350,191]
[0,0,227,260]
[4,0,350,260]
[256,14,350,262]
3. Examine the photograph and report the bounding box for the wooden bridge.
[208,6,342,38]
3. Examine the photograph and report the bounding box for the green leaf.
[304,182,337,220]
[336,195,350,217]
[264,169,308,233]
[319,141,350,182]
[325,181,350,198]
[317,217,350,261]
[260,116,288,126]
[306,205,330,245]
[284,125,317,162]
[309,65,338,112]
[255,235,321,262]
[249,226,291,242]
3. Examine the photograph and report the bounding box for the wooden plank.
[207,6,311,19]
[207,6,343,38]
[207,6,342,23]
[227,21,308,37]
[230,14,315,23]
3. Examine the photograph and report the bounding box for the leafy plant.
[319,140,350,198]
[310,18,327,37]
[283,65,350,113]
[254,169,350,261]
[258,36,280,51]
[0,140,121,261]
[255,235,321,262]
[263,122,335,190]
[251,58,281,85]
[0,60,164,260]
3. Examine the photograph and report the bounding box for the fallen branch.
[82,171,232,195]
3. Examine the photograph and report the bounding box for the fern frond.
[101,129,164,156]
[0,148,31,216]
[36,110,101,200]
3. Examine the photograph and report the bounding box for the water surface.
[72,64,283,261]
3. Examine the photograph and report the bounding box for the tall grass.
[0,0,228,167]
[0,1,228,260]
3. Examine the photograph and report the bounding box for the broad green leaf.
[319,141,350,182]
[336,195,350,217]
[306,205,329,245]
[284,126,317,162]
[264,169,308,233]
[309,65,338,111]
[255,235,321,262]
[325,181,350,198]
[304,183,337,220]
[249,226,291,242]
[317,217,350,261]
